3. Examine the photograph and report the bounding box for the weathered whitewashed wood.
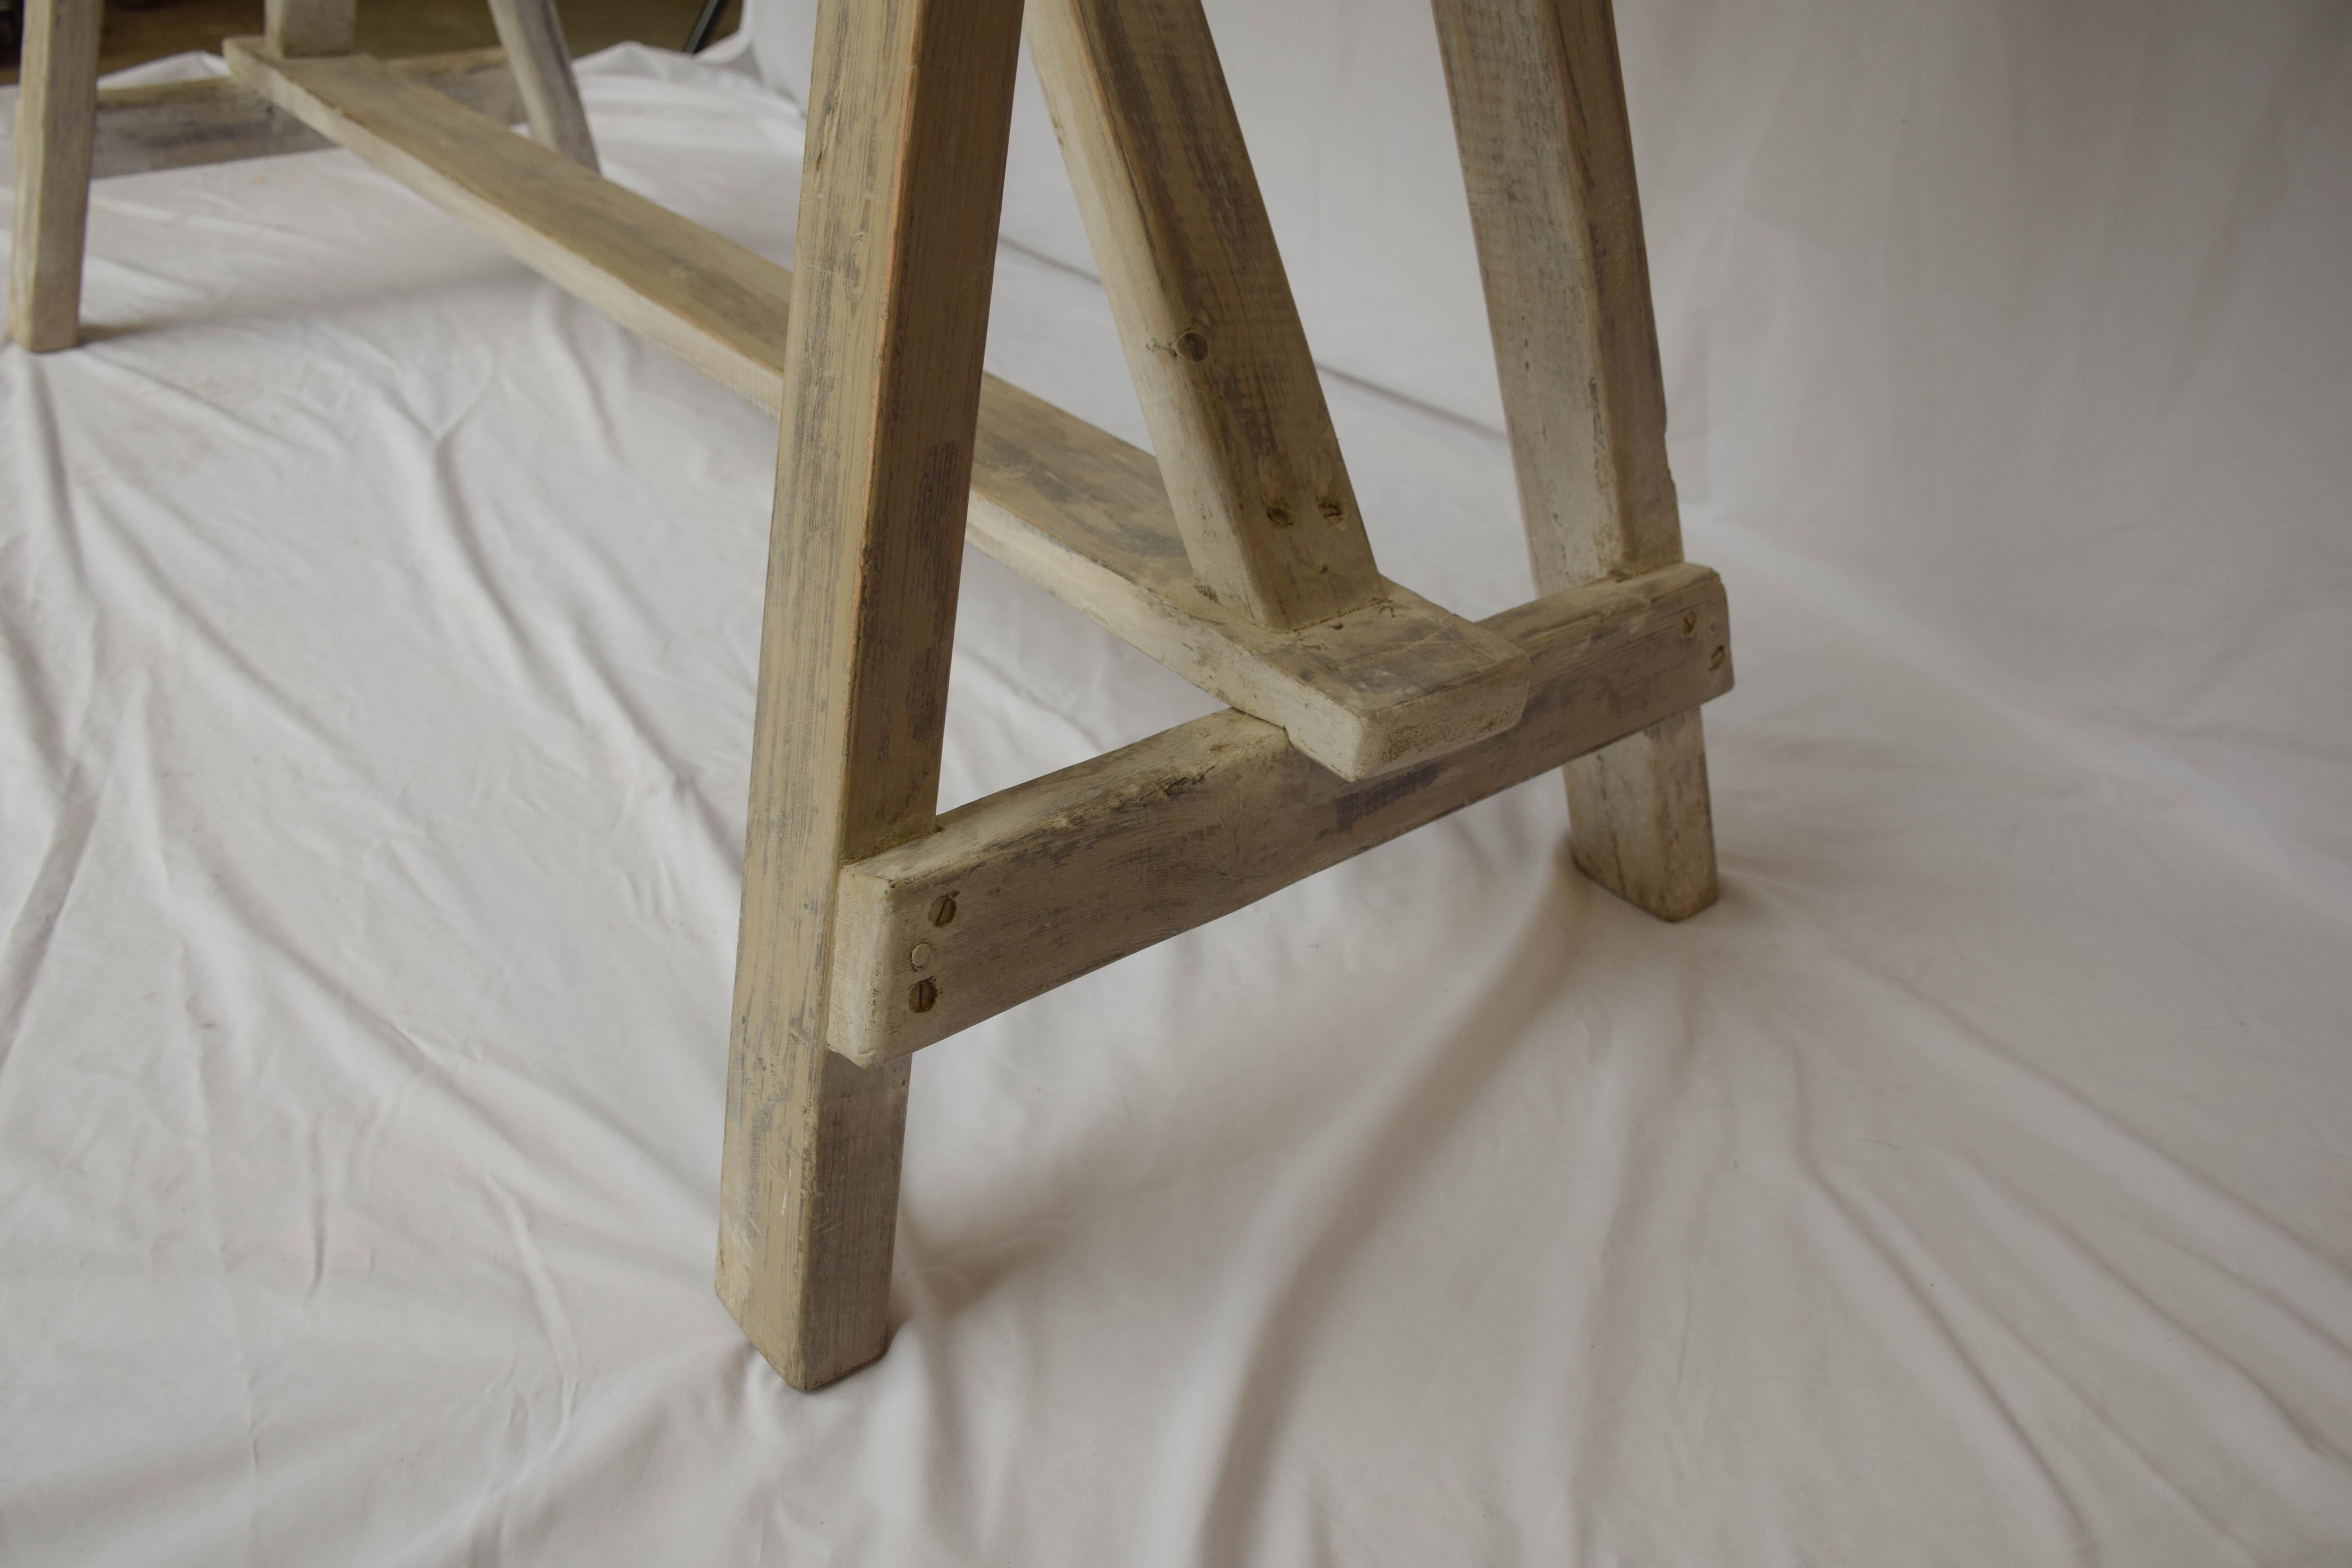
[265,0,357,56]
[208,42,1524,779]
[8,0,103,352]
[1433,0,1719,919]
[829,563,1732,1064]
[89,51,524,180]
[224,39,792,407]
[485,0,597,170]
[1025,0,1386,633]
[717,0,1027,1392]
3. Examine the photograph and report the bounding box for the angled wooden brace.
[1027,0,1383,631]
[1024,0,1535,776]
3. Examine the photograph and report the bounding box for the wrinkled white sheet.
[4,23,2350,1567]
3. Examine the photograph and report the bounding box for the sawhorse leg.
[716,0,1028,1391]
[9,0,102,352]
[1436,0,1719,920]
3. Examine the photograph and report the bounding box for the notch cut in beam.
[486,0,598,170]
[220,39,1530,781]
[827,562,1732,1066]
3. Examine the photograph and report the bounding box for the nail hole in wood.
[1319,499,1345,521]
[1176,330,1209,361]
[1681,612,1698,636]
[1267,501,1292,526]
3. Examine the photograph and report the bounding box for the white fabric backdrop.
[2,8,2348,1564]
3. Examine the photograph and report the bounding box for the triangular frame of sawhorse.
[715,0,1728,1389]
[5,0,1731,1394]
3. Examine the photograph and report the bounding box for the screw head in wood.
[908,978,939,1013]
[1682,611,1699,636]
[929,893,958,927]
[1710,645,1727,670]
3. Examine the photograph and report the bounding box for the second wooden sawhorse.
[9,0,1733,1388]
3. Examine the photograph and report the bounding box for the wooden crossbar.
[220,39,1534,780]
[829,562,1730,1065]
[486,0,596,170]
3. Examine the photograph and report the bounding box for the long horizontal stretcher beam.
[827,562,1733,1065]
[91,48,521,181]
[219,40,1534,780]
[223,37,790,406]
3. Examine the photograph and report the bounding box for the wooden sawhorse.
[10,0,1732,1388]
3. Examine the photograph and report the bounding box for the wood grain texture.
[829,563,1732,1064]
[9,0,103,353]
[1433,0,1719,919]
[208,44,1521,780]
[265,0,357,56]
[485,0,598,170]
[1025,0,1386,632]
[223,40,792,407]
[91,52,523,181]
[716,0,1027,1391]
